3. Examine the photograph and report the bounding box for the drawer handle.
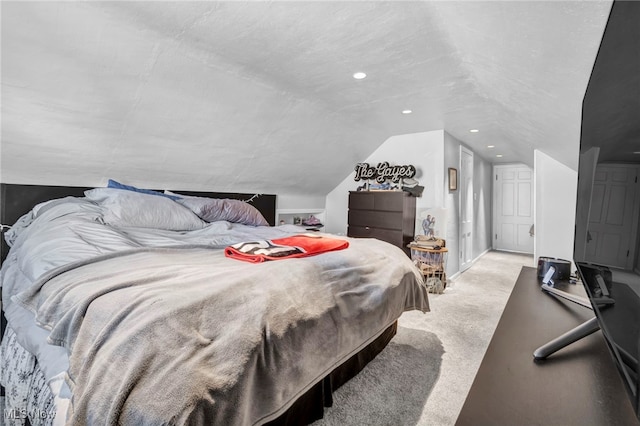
[365,226,370,230]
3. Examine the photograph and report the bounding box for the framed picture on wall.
[448,168,458,191]
[416,208,448,239]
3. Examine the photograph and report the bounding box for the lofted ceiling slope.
[1,1,611,196]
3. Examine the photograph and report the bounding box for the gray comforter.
[5,196,429,425]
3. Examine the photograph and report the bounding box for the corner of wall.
[324,130,445,235]
[324,130,493,281]
[534,149,578,265]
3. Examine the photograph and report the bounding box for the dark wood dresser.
[347,191,416,256]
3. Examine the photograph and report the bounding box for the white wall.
[276,194,326,211]
[325,130,445,235]
[534,149,577,265]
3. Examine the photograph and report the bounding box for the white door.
[493,165,534,253]
[460,146,474,272]
[585,164,640,269]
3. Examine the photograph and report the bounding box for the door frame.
[459,145,474,272]
[492,163,535,254]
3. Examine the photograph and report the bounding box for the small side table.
[409,246,448,292]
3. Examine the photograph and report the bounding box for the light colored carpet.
[313,250,534,426]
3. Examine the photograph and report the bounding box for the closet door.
[493,164,534,253]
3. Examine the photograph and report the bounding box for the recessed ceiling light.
[402,109,413,114]
[469,129,479,133]
[487,145,495,149]
[496,154,503,158]
[353,72,367,80]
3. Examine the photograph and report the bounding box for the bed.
[0,183,429,425]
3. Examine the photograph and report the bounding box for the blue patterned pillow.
[107,179,181,201]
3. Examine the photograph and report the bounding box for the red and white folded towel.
[224,234,349,263]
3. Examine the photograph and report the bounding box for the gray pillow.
[173,195,269,226]
[85,188,206,231]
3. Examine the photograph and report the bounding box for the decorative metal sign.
[354,162,416,183]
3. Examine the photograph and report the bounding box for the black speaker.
[537,257,571,280]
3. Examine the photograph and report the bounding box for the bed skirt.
[266,320,398,425]
[0,327,57,426]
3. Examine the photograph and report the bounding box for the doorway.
[460,146,474,272]
[493,164,534,253]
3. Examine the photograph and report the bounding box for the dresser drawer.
[347,226,404,247]
[348,191,405,212]
[348,210,404,230]
[372,191,404,212]
[348,192,375,210]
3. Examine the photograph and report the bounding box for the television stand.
[533,283,597,360]
[533,283,616,360]
[456,267,637,425]
[533,316,600,360]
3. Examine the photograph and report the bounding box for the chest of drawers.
[347,191,416,256]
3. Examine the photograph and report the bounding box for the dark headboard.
[0,183,277,262]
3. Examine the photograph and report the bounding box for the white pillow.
[85,188,206,231]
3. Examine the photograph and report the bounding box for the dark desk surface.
[456,266,638,425]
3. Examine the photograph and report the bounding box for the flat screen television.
[572,0,640,420]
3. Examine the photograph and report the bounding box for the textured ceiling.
[0,1,612,195]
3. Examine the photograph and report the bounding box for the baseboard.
[449,248,492,282]
[476,248,492,259]
[492,248,534,255]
